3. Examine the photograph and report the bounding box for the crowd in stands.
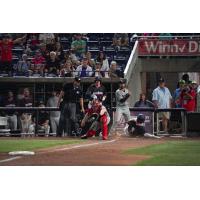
[0,33,134,77]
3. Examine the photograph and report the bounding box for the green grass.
[125,140,200,166]
[0,139,83,153]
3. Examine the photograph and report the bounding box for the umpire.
[57,76,85,137]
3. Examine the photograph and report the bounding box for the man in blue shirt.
[173,79,185,108]
[152,78,172,133]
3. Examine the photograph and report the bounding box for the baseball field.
[0,136,200,166]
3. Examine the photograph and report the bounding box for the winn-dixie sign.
[139,39,200,55]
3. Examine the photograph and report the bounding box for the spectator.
[60,60,75,77]
[45,51,60,75]
[173,79,185,108]
[180,83,196,112]
[32,50,45,65]
[18,88,34,134]
[85,51,95,68]
[134,93,155,108]
[55,42,64,61]
[37,102,50,137]
[159,33,172,40]
[47,91,60,134]
[28,33,39,51]
[15,54,30,75]
[108,61,120,78]
[96,51,109,76]
[182,73,191,84]
[39,33,55,44]
[64,50,78,64]
[71,34,86,58]
[93,62,103,77]
[0,34,27,74]
[40,43,49,60]
[2,91,18,131]
[76,57,93,77]
[46,38,57,52]
[191,80,198,92]
[32,65,42,77]
[113,33,129,47]
[152,78,172,133]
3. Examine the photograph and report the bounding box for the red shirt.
[180,89,196,112]
[32,56,45,65]
[0,40,13,62]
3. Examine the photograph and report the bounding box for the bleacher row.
[9,33,133,74]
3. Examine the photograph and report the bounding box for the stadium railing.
[0,107,59,136]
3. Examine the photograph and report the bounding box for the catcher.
[81,95,110,140]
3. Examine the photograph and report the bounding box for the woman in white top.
[96,51,109,77]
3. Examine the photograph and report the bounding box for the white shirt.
[152,86,172,108]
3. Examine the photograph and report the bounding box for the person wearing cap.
[57,76,85,137]
[180,81,196,112]
[113,78,131,134]
[152,78,172,133]
[0,34,27,74]
[127,114,146,137]
[81,95,110,140]
[85,76,107,108]
[75,57,93,77]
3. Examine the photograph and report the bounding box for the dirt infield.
[0,136,166,166]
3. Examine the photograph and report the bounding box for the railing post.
[35,109,39,136]
[156,111,159,135]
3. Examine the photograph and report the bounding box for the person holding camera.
[180,82,196,112]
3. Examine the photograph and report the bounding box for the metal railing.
[0,107,59,135]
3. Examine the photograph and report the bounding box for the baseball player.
[81,95,110,140]
[112,78,131,135]
[85,76,106,108]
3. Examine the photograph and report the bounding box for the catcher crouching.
[81,95,110,140]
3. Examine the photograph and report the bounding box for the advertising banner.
[138,39,200,56]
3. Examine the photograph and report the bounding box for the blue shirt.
[152,86,172,108]
[173,88,182,108]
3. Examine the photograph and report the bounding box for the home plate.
[8,151,35,156]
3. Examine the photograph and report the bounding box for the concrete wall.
[140,58,200,72]
[127,57,200,105]
[127,60,142,106]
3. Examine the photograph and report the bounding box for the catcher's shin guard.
[100,115,108,140]
[86,130,96,137]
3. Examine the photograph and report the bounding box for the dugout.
[0,77,120,109]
